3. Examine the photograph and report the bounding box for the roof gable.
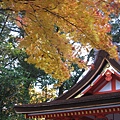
[56,50,120,100]
[81,69,120,96]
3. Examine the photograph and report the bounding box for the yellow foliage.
[29,87,57,103]
[1,0,119,82]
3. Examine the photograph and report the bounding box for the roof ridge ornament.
[105,70,112,81]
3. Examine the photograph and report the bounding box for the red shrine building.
[14,50,120,120]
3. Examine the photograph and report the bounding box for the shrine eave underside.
[14,92,120,114]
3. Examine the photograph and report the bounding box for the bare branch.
[0,14,9,35]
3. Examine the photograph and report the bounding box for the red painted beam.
[25,106,120,119]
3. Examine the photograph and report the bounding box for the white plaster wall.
[116,80,120,90]
[99,82,111,92]
[106,113,120,120]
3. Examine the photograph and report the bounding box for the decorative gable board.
[80,69,120,96]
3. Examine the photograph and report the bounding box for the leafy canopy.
[1,0,120,81]
[0,10,57,119]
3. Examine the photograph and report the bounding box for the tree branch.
[0,14,9,35]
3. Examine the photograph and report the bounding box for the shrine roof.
[14,50,120,115]
[15,92,120,113]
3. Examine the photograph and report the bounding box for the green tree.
[109,13,120,43]
[0,11,34,120]
[0,10,57,119]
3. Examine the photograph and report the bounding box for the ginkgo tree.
[1,0,120,82]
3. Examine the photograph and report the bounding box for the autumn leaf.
[1,0,119,82]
